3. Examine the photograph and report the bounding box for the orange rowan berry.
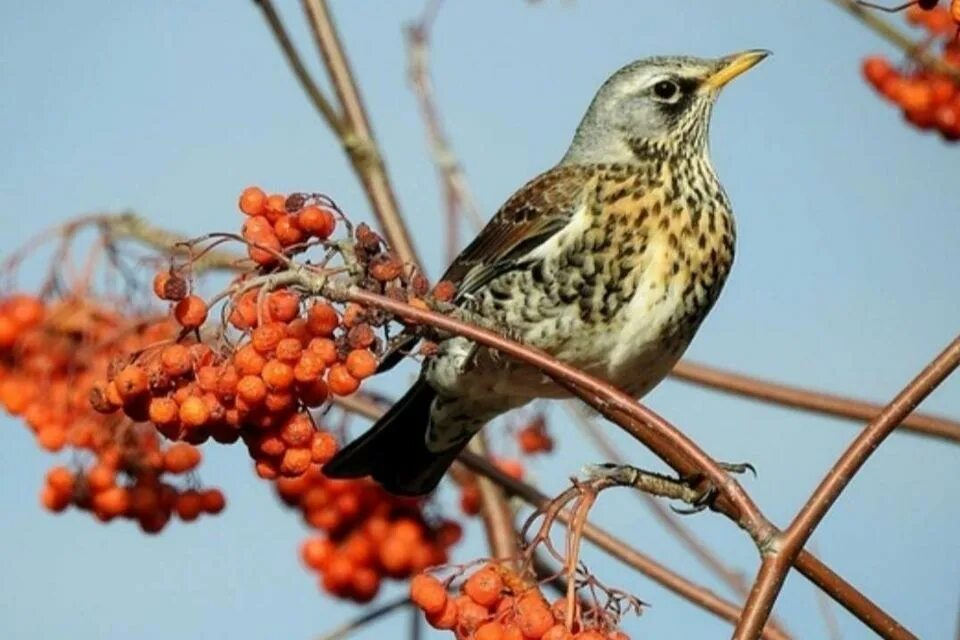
[255,458,280,480]
[275,337,303,363]
[152,271,187,301]
[7,294,44,329]
[572,631,605,640]
[301,537,335,570]
[323,554,355,593]
[174,295,208,330]
[310,431,338,464]
[411,574,448,615]
[476,621,506,640]
[258,434,287,458]
[239,186,267,216]
[432,280,457,302]
[179,395,210,428]
[274,215,305,246]
[263,193,287,222]
[37,426,67,452]
[46,466,74,496]
[164,443,202,474]
[286,317,311,345]
[280,447,312,476]
[426,598,458,630]
[862,56,893,89]
[93,486,130,518]
[297,205,336,239]
[105,380,124,407]
[327,363,360,396]
[465,567,504,608]
[298,378,330,408]
[41,484,70,513]
[368,255,404,282]
[543,625,574,640]
[456,594,490,630]
[308,337,339,366]
[341,303,365,328]
[228,290,259,330]
[160,344,192,377]
[201,488,226,514]
[516,593,555,639]
[294,352,324,383]
[267,290,300,323]
[350,567,381,602]
[233,345,266,376]
[264,390,294,413]
[87,464,116,492]
[345,349,377,380]
[251,322,285,355]
[306,303,339,337]
[280,413,314,447]
[175,490,204,521]
[243,217,282,265]
[379,535,413,575]
[262,359,294,391]
[460,482,481,515]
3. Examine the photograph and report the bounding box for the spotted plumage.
[324,50,769,496]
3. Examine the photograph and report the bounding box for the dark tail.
[322,378,465,497]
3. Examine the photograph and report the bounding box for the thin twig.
[469,434,521,563]
[810,542,844,640]
[300,0,421,267]
[251,0,344,132]
[315,596,411,640]
[671,360,960,444]
[735,334,960,638]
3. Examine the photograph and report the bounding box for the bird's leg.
[582,463,705,510]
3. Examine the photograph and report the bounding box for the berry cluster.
[861,4,960,140]
[277,466,462,602]
[410,564,629,640]
[0,294,225,531]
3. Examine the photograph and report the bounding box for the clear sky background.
[1,1,958,639]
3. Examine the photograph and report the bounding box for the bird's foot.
[672,460,757,516]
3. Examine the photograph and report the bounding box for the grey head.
[561,50,769,166]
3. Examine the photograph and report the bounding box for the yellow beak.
[702,49,771,91]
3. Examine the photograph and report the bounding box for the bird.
[323,50,770,496]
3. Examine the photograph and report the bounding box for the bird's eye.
[652,80,679,101]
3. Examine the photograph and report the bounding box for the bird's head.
[562,50,770,165]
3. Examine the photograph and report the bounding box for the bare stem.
[300,0,421,267]
[671,360,960,444]
[735,334,960,639]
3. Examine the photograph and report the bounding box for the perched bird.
[324,50,769,496]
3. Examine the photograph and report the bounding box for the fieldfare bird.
[324,50,770,496]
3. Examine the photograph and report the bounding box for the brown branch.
[827,0,960,82]
[300,0,421,267]
[251,0,344,133]
[670,360,960,444]
[735,334,960,639]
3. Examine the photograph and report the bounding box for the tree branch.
[671,360,960,444]
[300,0,421,267]
[735,334,960,638]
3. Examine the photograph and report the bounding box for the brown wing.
[377,164,597,373]
[442,164,597,295]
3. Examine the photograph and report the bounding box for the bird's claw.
[671,460,757,516]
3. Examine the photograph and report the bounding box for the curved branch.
[735,334,960,638]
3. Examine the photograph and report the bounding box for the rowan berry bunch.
[0,293,225,531]
[276,466,462,602]
[410,563,631,640]
[861,3,960,140]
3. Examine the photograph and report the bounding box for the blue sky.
[1,1,958,638]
